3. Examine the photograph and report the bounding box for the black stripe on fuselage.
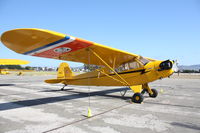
[110,69,145,75]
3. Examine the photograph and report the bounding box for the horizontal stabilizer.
[45,79,65,84]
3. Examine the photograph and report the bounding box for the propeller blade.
[172,60,179,72]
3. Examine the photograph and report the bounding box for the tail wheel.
[61,84,67,91]
[132,93,144,103]
[149,89,158,98]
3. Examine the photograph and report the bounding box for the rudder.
[57,62,74,79]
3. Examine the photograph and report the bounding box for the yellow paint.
[135,96,140,101]
[90,49,130,86]
[87,107,92,118]
[0,59,29,65]
[160,89,164,94]
[143,84,153,95]
[0,28,65,54]
[0,70,9,75]
[57,62,74,79]
[17,71,23,76]
[1,28,143,67]
[0,59,29,75]
[130,85,142,93]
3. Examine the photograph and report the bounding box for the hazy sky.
[0,0,199,67]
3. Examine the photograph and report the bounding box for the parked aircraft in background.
[0,59,29,75]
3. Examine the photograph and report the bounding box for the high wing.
[0,59,29,65]
[1,28,155,67]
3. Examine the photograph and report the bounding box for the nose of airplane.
[158,60,173,71]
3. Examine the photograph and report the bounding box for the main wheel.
[149,89,158,98]
[132,93,144,103]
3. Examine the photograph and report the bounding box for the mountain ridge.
[178,64,200,71]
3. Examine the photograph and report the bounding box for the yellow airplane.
[1,28,176,103]
[0,59,29,74]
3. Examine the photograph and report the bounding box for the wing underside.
[1,28,155,67]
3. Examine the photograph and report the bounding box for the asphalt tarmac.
[0,74,199,133]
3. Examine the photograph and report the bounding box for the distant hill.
[178,64,200,71]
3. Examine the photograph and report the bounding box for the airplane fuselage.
[65,60,174,86]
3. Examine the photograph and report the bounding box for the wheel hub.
[135,96,140,101]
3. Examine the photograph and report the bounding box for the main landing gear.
[131,84,158,103]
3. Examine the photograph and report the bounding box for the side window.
[129,61,140,69]
[115,64,127,72]
[124,63,129,70]
[115,60,142,72]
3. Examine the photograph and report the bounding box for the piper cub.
[1,28,176,103]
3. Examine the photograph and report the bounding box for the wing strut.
[96,69,128,86]
[89,48,131,87]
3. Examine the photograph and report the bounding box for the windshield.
[138,56,150,65]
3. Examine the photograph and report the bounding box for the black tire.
[149,89,158,98]
[132,93,144,103]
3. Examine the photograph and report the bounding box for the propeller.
[172,60,179,72]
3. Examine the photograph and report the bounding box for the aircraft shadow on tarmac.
[1,87,200,111]
[170,122,200,131]
[0,87,130,111]
[145,101,200,109]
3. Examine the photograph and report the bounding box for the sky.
[0,0,199,67]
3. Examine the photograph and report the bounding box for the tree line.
[180,69,200,73]
[0,65,32,70]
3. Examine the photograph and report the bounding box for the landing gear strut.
[120,90,127,97]
[142,84,158,98]
[141,88,158,98]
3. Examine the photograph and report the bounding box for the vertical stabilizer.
[57,62,74,79]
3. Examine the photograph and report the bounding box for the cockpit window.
[129,61,141,69]
[114,56,150,72]
[115,60,141,72]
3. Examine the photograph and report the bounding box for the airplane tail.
[45,62,74,84]
[57,62,74,79]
